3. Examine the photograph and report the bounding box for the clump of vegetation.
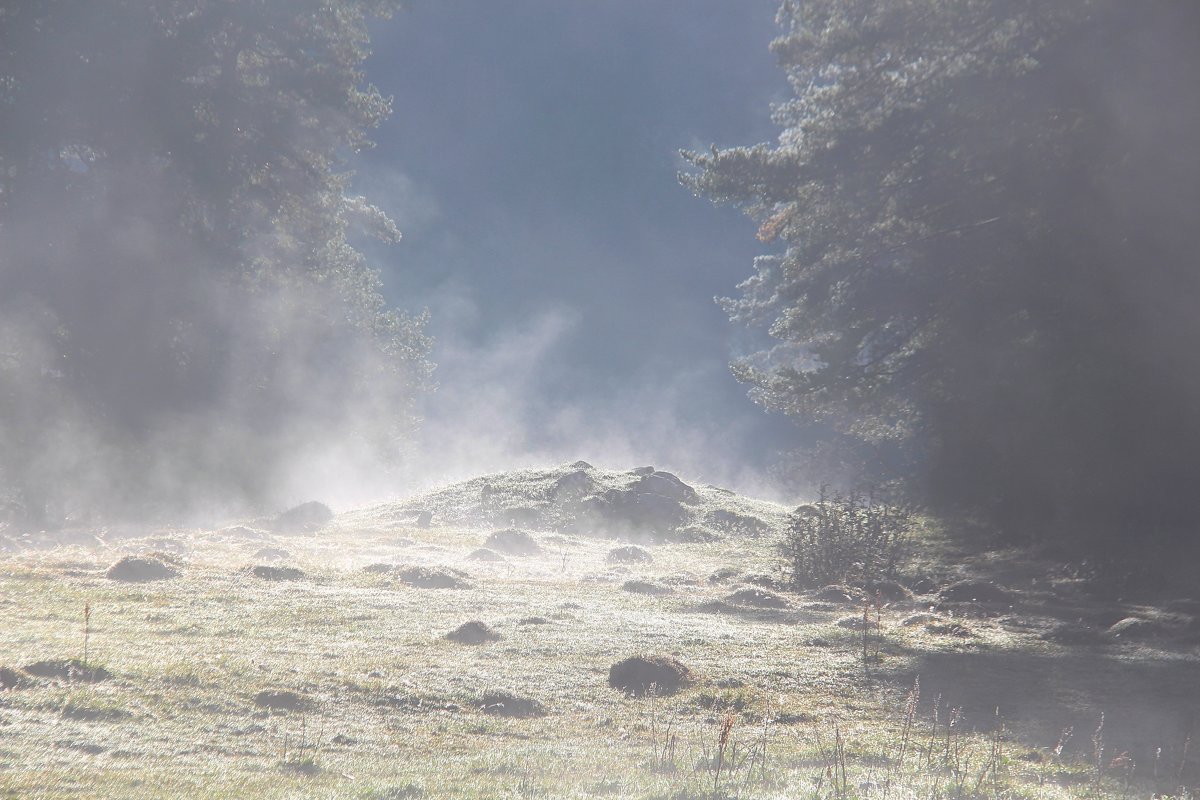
[780,488,911,589]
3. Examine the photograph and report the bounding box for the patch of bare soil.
[253,689,308,711]
[608,655,694,696]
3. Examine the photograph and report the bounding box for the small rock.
[608,655,693,696]
[414,510,432,528]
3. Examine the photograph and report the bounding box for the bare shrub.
[780,488,911,589]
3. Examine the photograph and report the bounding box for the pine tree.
[0,1,432,520]
[684,0,1200,559]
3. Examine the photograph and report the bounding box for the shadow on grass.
[890,647,1199,778]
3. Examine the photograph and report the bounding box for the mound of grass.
[726,587,790,609]
[0,666,21,690]
[622,579,673,596]
[476,689,547,718]
[105,555,178,582]
[249,565,305,582]
[23,659,111,683]
[606,545,652,564]
[483,529,542,556]
[446,621,500,644]
[253,689,308,711]
[608,655,693,696]
[395,565,470,589]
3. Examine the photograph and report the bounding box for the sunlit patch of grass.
[0,509,1196,798]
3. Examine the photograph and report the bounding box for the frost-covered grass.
[0,465,1196,798]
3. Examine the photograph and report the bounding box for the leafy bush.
[780,488,911,589]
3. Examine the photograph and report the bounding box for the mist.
[0,1,433,523]
[1,0,806,524]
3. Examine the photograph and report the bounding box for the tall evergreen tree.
[0,1,432,520]
[684,1,1200,559]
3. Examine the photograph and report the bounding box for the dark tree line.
[685,1,1200,567]
[0,1,432,521]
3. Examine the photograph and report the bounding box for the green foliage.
[684,1,1200,554]
[780,488,910,589]
[0,0,431,517]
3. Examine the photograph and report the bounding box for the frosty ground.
[0,462,1197,799]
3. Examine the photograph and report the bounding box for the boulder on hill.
[552,469,595,501]
[634,471,698,504]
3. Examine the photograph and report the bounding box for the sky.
[357,1,803,494]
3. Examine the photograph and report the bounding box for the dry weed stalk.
[712,712,736,795]
[81,601,91,667]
